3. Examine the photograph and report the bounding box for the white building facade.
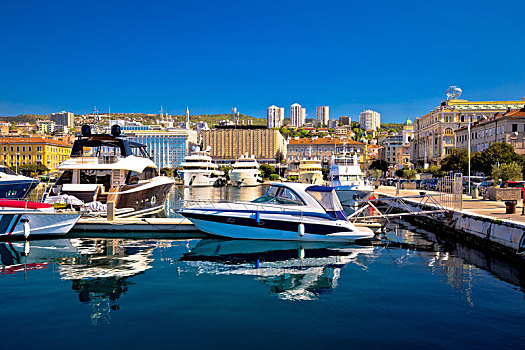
[267,105,285,128]
[316,106,329,126]
[290,103,306,127]
[126,129,198,169]
[359,110,380,131]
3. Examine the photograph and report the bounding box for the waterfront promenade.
[376,186,525,223]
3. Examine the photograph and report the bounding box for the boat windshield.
[252,186,304,205]
[0,167,17,176]
[305,186,347,220]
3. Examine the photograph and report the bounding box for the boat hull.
[298,172,324,185]
[0,180,38,199]
[180,171,225,187]
[0,211,80,238]
[230,170,261,187]
[180,209,374,242]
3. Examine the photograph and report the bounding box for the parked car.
[507,181,525,193]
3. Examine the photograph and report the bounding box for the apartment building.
[455,107,525,154]
[202,126,287,164]
[290,103,306,127]
[50,111,75,127]
[267,105,285,128]
[286,137,367,171]
[316,106,329,126]
[359,110,380,131]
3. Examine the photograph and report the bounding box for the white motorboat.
[179,182,375,242]
[328,152,373,207]
[45,125,175,217]
[0,165,39,199]
[0,199,80,239]
[298,157,324,185]
[179,146,226,187]
[229,153,262,187]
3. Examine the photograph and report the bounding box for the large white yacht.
[178,146,226,187]
[229,153,262,187]
[328,152,373,207]
[298,157,324,185]
[45,125,175,217]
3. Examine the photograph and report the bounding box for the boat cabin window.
[0,167,17,176]
[126,171,140,185]
[56,170,73,185]
[140,167,158,180]
[335,175,360,181]
[253,186,305,205]
[79,169,113,191]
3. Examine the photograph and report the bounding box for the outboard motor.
[81,124,92,137]
[111,124,122,137]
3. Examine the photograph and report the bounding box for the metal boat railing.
[180,199,311,218]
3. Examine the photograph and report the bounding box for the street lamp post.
[467,115,471,194]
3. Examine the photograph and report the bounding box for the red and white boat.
[0,200,81,239]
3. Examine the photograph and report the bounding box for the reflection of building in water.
[181,240,376,301]
[58,239,195,325]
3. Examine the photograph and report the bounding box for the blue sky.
[1,0,524,122]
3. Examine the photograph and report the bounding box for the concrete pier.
[375,187,525,257]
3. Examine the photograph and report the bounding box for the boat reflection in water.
[181,239,376,301]
[57,238,198,325]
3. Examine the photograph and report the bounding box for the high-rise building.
[339,116,351,126]
[290,103,306,127]
[267,105,285,128]
[50,111,75,127]
[316,106,329,126]
[359,110,380,131]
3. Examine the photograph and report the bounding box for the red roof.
[0,137,72,147]
[289,137,365,146]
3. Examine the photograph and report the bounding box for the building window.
[512,124,518,132]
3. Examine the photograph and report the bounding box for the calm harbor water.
[1,186,525,349]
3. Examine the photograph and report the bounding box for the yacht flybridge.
[179,146,226,187]
[328,152,373,207]
[229,153,262,187]
[179,182,375,242]
[45,125,174,217]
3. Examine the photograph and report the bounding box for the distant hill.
[379,123,404,132]
[0,114,49,123]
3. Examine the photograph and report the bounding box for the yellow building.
[412,97,525,167]
[0,137,72,172]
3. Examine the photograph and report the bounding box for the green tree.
[440,148,470,174]
[370,159,388,173]
[395,169,404,178]
[259,163,276,179]
[20,163,50,176]
[474,143,525,175]
[287,175,298,182]
[321,167,330,180]
[219,166,233,180]
[160,167,174,177]
[402,168,417,181]
[491,162,523,187]
[269,173,280,181]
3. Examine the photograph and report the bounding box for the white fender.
[24,220,30,239]
[298,223,305,237]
